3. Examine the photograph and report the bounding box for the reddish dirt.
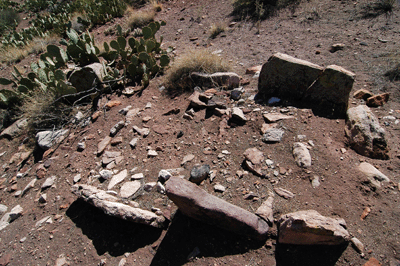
[1,0,400,265]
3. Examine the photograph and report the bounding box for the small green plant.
[165,49,231,95]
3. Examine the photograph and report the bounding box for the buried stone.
[165,177,269,240]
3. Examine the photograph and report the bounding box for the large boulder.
[278,210,350,245]
[345,105,389,159]
[165,177,269,240]
[36,129,69,150]
[258,53,355,117]
[69,63,105,93]
[190,72,240,89]
[0,118,28,139]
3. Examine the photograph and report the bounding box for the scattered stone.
[363,257,381,266]
[131,173,144,180]
[214,184,226,193]
[153,125,169,135]
[366,93,390,107]
[92,111,102,121]
[41,176,56,190]
[110,121,125,137]
[102,151,122,165]
[0,118,28,139]
[330,43,345,53]
[118,105,132,115]
[125,108,140,121]
[72,184,166,228]
[260,123,277,134]
[97,136,112,155]
[358,162,390,188]
[145,102,152,109]
[293,142,312,168]
[311,175,320,188]
[0,205,23,226]
[190,72,240,89]
[255,192,274,225]
[351,237,364,255]
[111,136,123,146]
[230,90,242,100]
[360,206,371,220]
[263,113,293,123]
[132,126,150,137]
[165,177,269,240]
[188,91,207,108]
[190,164,210,184]
[346,105,389,159]
[120,181,142,198]
[0,204,7,215]
[158,170,172,183]
[278,210,350,245]
[156,181,166,194]
[147,150,158,157]
[77,142,86,151]
[55,254,68,266]
[21,178,36,196]
[144,182,157,192]
[108,169,128,190]
[262,128,284,143]
[244,160,265,177]
[99,170,113,180]
[36,129,69,150]
[246,65,262,75]
[104,100,122,110]
[244,147,264,165]
[181,154,195,165]
[231,107,247,122]
[35,215,52,228]
[353,89,373,100]
[39,193,47,203]
[274,187,295,199]
[129,137,139,149]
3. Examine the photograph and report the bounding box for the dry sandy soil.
[0,0,400,265]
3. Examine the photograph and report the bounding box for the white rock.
[120,181,142,198]
[0,204,7,214]
[181,154,195,165]
[73,174,82,183]
[351,237,364,255]
[293,142,312,168]
[156,182,166,194]
[158,170,172,183]
[131,173,144,180]
[358,162,390,188]
[214,184,226,193]
[99,170,113,180]
[1,205,23,224]
[231,107,247,122]
[274,187,295,199]
[36,129,69,150]
[41,176,56,190]
[39,193,47,203]
[35,215,52,228]
[147,150,158,157]
[132,126,150,137]
[22,178,37,196]
[108,169,128,190]
[129,137,139,149]
[143,182,157,192]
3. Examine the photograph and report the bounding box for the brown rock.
[255,192,274,225]
[366,93,390,107]
[263,113,294,123]
[111,137,123,146]
[91,111,102,121]
[188,91,207,108]
[363,257,381,266]
[153,125,169,135]
[245,65,262,75]
[36,164,47,179]
[274,187,295,199]
[330,43,345,53]
[105,100,122,110]
[243,147,264,165]
[165,177,269,240]
[353,89,373,100]
[278,210,350,245]
[97,136,112,155]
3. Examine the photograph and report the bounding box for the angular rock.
[330,43,345,53]
[147,150,158,157]
[188,91,207,108]
[351,237,364,255]
[231,107,247,122]
[262,128,284,143]
[278,210,350,245]
[21,178,36,197]
[189,164,210,184]
[110,121,125,137]
[263,113,294,123]
[102,151,122,165]
[366,93,389,107]
[293,142,312,168]
[0,118,28,139]
[125,108,140,122]
[108,169,128,190]
[165,177,269,240]
[256,192,274,225]
[69,63,105,93]
[39,193,47,203]
[156,181,166,194]
[214,184,226,192]
[41,176,56,190]
[143,182,157,192]
[246,65,262,75]
[72,184,166,228]
[345,105,389,159]
[77,142,86,151]
[119,181,142,198]
[358,162,390,188]
[353,89,373,100]
[132,126,150,137]
[0,204,7,215]
[231,90,242,100]
[274,187,295,199]
[181,154,195,166]
[99,170,113,180]
[131,173,144,180]
[0,205,23,224]
[97,136,112,155]
[190,72,240,89]
[129,137,139,149]
[363,257,382,266]
[158,170,172,183]
[36,129,69,150]
[244,147,264,165]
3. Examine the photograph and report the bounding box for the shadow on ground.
[150,211,266,266]
[66,198,163,256]
[275,242,348,266]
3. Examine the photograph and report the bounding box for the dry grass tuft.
[126,8,155,29]
[150,0,163,12]
[209,23,226,39]
[164,49,232,95]
[0,35,59,64]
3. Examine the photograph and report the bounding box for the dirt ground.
[1,0,400,265]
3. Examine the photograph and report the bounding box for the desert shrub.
[385,63,400,81]
[127,9,155,29]
[165,49,232,95]
[361,0,396,18]
[209,23,226,39]
[232,0,300,20]
[0,8,20,35]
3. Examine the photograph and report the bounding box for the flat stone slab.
[72,184,166,228]
[278,210,350,245]
[120,181,142,198]
[165,177,269,240]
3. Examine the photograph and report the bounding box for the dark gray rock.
[190,164,210,184]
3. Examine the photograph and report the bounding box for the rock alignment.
[258,53,355,117]
[278,210,350,245]
[345,105,389,159]
[165,177,269,240]
[72,184,166,228]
